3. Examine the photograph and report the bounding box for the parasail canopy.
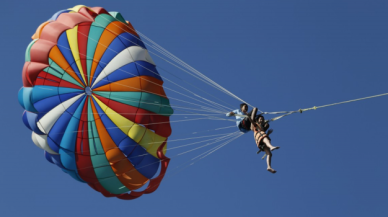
[18,5,173,200]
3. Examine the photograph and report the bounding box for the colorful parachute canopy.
[18,5,173,199]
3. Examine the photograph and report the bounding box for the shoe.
[267,168,276,173]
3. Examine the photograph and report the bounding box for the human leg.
[263,147,276,173]
[262,137,280,151]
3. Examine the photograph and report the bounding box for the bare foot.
[267,168,277,173]
[270,146,280,151]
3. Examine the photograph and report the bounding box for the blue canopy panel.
[47,95,86,153]
[44,151,55,164]
[33,93,82,120]
[92,61,162,89]
[31,86,83,119]
[117,32,145,49]
[18,87,38,113]
[58,96,87,183]
[22,111,44,135]
[127,144,160,179]
[90,33,136,85]
[135,61,162,81]
[59,148,85,183]
[92,62,138,88]
[31,86,83,103]
[118,137,138,156]
[45,152,65,169]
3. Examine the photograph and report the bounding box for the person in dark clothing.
[226,103,256,133]
[252,115,279,173]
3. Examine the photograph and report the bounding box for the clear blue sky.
[1,0,387,216]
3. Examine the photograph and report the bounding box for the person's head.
[256,114,264,123]
[240,103,248,113]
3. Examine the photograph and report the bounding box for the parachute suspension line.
[51,46,227,115]
[192,132,244,161]
[47,68,227,129]
[37,113,234,137]
[139,40,254,110]
[106,131,240,160]
[115,131,243,166]
[71,131,241,183]
[97,16,255,110]
[142,117,235,126]
[164,132,236,143]
[23,10,255,196]
[30,96,231,139]
[30,73,227,118]
[122,130,240,193]
[42,124,238,156]
[138,46,242,105]
[32,17,255,140]
[62,19,243,125]
[105,62,229,113]
[35,84,233,136]
[55,32,230,114]
[170,107,237,122]
[30,94,231,137]
[100,21,234,110]
[32,111,231,136]
[82,45,237,124]
[135,64,230,112]
[53,130,240,177]
[155,126,237,140]
[167,132,240,150]
[156,64,235,111]
[163,132,243,179]
[111,131,241,187]
[86,21,234,112]
[82,90,226,116]
[130,131,240,159]
[29,17,243,168]
[34,112,223,116]
[156,125,236,137]
[106,16,239,103]
[175,131,241,156]
[152,65,232,112]
[102,117,234,131]
[134,28,254,108]
[105,89,227,114]
[268,92,388,122]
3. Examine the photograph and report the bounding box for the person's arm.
[263,122,273,135]
[226,111,235,116]
[226,109,238,117]
[253,125,259,133]
[263,123,269,132]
